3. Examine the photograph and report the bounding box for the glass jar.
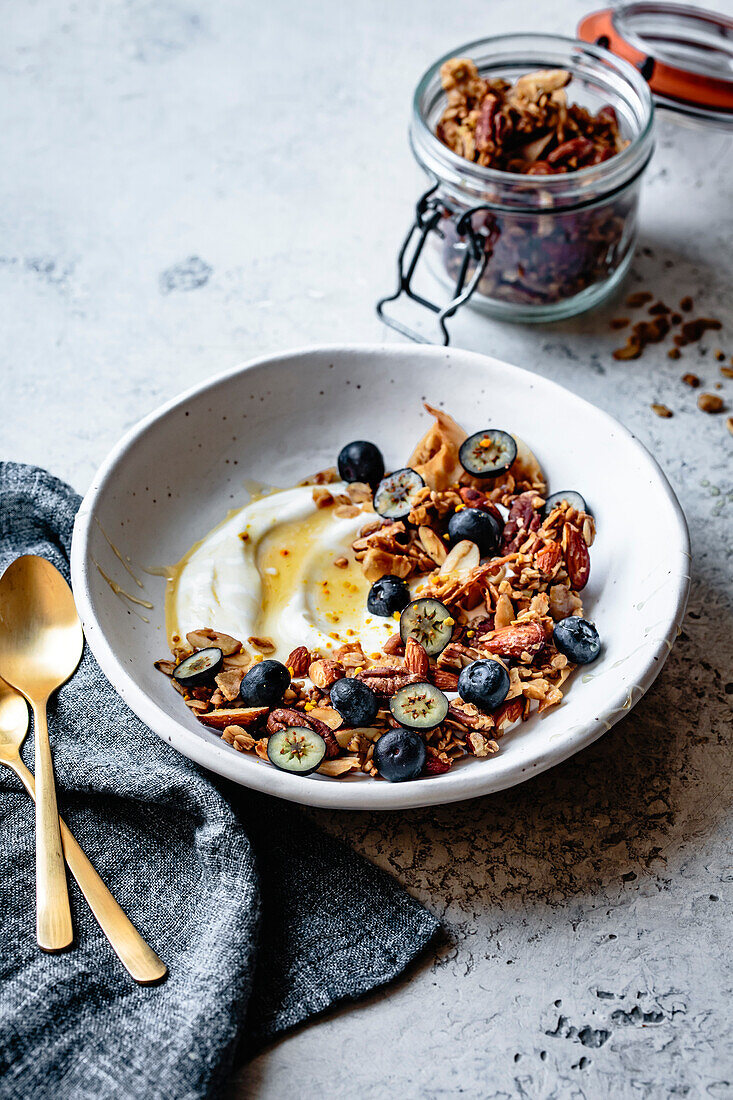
[408,34,655,323]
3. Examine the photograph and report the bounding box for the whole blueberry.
[373,728,426,782]
[240,659,291,706]
[337,441,385,487]
[458,659,510,711]
[448,508,501,557]
[330,677,379,726]
[367,574,410,617]
[553,617,601,664]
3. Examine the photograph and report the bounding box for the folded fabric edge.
[245,904,441,1053]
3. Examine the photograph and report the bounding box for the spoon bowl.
[0,556,83,701]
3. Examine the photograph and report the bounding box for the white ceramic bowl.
[71,345,690,810]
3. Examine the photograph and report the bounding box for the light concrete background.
[2,1,732,1097]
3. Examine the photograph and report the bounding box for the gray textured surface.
[2,1,732,1097]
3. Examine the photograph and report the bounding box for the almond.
[494,593,515,630]
[563,523,590,591]
[307,706,343,730]
[186,627,242,656]
[404,637,429,677]
[308,659,344,689]
[418,525,448,565]
[383,634,405,656]
[440,539,480,576]
[482,621,546,658]
[199,706,268,730]
[286,645,311,677]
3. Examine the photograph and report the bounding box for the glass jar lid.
[578,2,733,128]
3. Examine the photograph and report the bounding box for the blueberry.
[458,659,510,711]
[329,677,379,726]
[373,728,426,782]
[367,574,410,617]
[373,468,424,519]
[444,508,501,558]
[448,508,501,557]
[338,441,385,487]
[553,617,601,664]
[240,659,291,706]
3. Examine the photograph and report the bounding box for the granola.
[157,406,600,782]
[433,60,634,308]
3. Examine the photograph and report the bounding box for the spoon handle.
[32,699,73,951]
[11,757,167,984]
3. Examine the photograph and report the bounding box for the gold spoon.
[0,555,82,950]
[0,675,167,982]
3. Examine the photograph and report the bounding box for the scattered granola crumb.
[651,403,673,418]
[649,300,670,315]
[610,317,629,330]
[671,312,682,324]
[668,347,681,360]
[333,556,348,569]
[715,349,726,361]
[727,416,733,436]
[676,317,722,346]
[682,372,700,388]
[679,296,693,312]
[721,366,733,379]
[626,291,653,308]
[698,393,724,413]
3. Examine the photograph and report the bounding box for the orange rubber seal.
[578,8,733,112]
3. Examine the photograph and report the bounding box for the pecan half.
[355,668,423,696]
[501,491,543,554]
[265,708,340,758]
[429,668,459,691]
[448,700,495,731]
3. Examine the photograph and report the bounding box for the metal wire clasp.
[376,180,495,345]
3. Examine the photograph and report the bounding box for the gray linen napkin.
[0,463,439,1100]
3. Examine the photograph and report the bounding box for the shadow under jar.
[410,34,655,323]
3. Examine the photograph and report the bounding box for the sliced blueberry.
[458,659,510,711]
[400,598,453,657]
[267,726,326,775]
[373,728,426,782]
[543,490,588,518]
[459,429,517,479]
[330,677,379,726]
[390,682,448,731]
[553,617,601,664]
[240,659,291,706]
[373,468,425,520]
[367,574,410,617]
[448,508,501,557]
[337,440,385,487]
[173,646,223,688]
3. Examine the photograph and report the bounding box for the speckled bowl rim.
[71,344,690,811]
